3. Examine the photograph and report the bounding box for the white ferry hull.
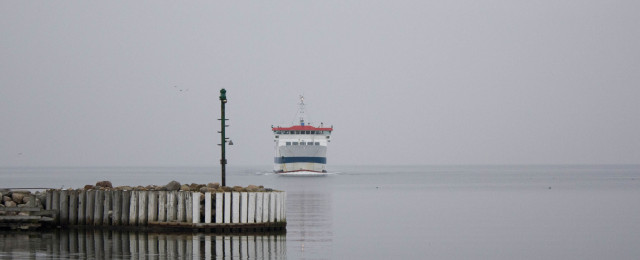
[278,171,328,177]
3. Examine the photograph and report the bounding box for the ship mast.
[298,95,306,126]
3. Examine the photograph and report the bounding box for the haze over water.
[2,164,639,259]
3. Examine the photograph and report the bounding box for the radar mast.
[298,95,306,126]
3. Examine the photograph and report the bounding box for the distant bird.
[173,86,189,92]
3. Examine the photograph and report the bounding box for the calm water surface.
[2,165,640,259]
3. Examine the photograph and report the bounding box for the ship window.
[300,142,306,145]
[308,142,314,145]
[315,142,320,145]
[286,142,291,146]
[293,142,299,145]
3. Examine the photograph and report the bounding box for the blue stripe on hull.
[274,157,326,164]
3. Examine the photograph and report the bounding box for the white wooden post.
[167,191,177,221]
[269,192,276,222]
[192,192,201,224]
[204,192,212,223]
[129,191,138,226]
[186,192,193,224]
[275,192,281,222]
[138,191,148,225]
[158,191,166,222]
[248,193,256,223]
[255,193,263,223]
[262,192,269,222]
[232,192,240,223]
[148,192,158,223]
[215,193,223,223]
[241,192,248,223]
[224,192,231,223]
[177,192,186,222]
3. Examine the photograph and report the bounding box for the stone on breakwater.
[4,201,16,207]
[190,183,204,191]
[96,181,113,188]
[180,184,190,191]
[207,182,220,189]
[116,186,133,191]
[165,181,181,191]
[11,193,25,204]
[3,196,11,202]
[84,185,95,190]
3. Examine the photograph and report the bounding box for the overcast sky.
[1,1,639,167]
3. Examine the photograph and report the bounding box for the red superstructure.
[272,125,333,132]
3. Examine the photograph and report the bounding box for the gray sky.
[1,1,639,167]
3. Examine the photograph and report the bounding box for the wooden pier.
[2,189,286,233]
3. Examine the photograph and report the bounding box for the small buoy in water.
[548,186,552,189]
[376,186,379,189]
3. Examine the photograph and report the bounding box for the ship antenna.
[298,95,305,126]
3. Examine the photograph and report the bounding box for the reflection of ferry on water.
[272,96,333,176]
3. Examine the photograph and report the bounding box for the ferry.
[272,96,333,176]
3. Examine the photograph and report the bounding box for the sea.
[1,164,640,259]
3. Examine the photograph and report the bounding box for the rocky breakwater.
[0,189,45,213]
[0,189,51,230]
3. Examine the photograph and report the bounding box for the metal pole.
[219,89,227,186]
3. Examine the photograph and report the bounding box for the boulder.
[4,201,16,207]
[165,181,181,191]
[2,196,11,202]
[154,186,167,191]
[180,184,190,191]
[22,196,31,204]
[199,187,209,193]
[189,183,200,191]
[84,185,95,190]
[96,181,113,188]
[232,186,245,192]
[35,191,46,202]
[221,186,233,192]
[11,193,25,204]
[246,185,259,192]
[207,182,220,189]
